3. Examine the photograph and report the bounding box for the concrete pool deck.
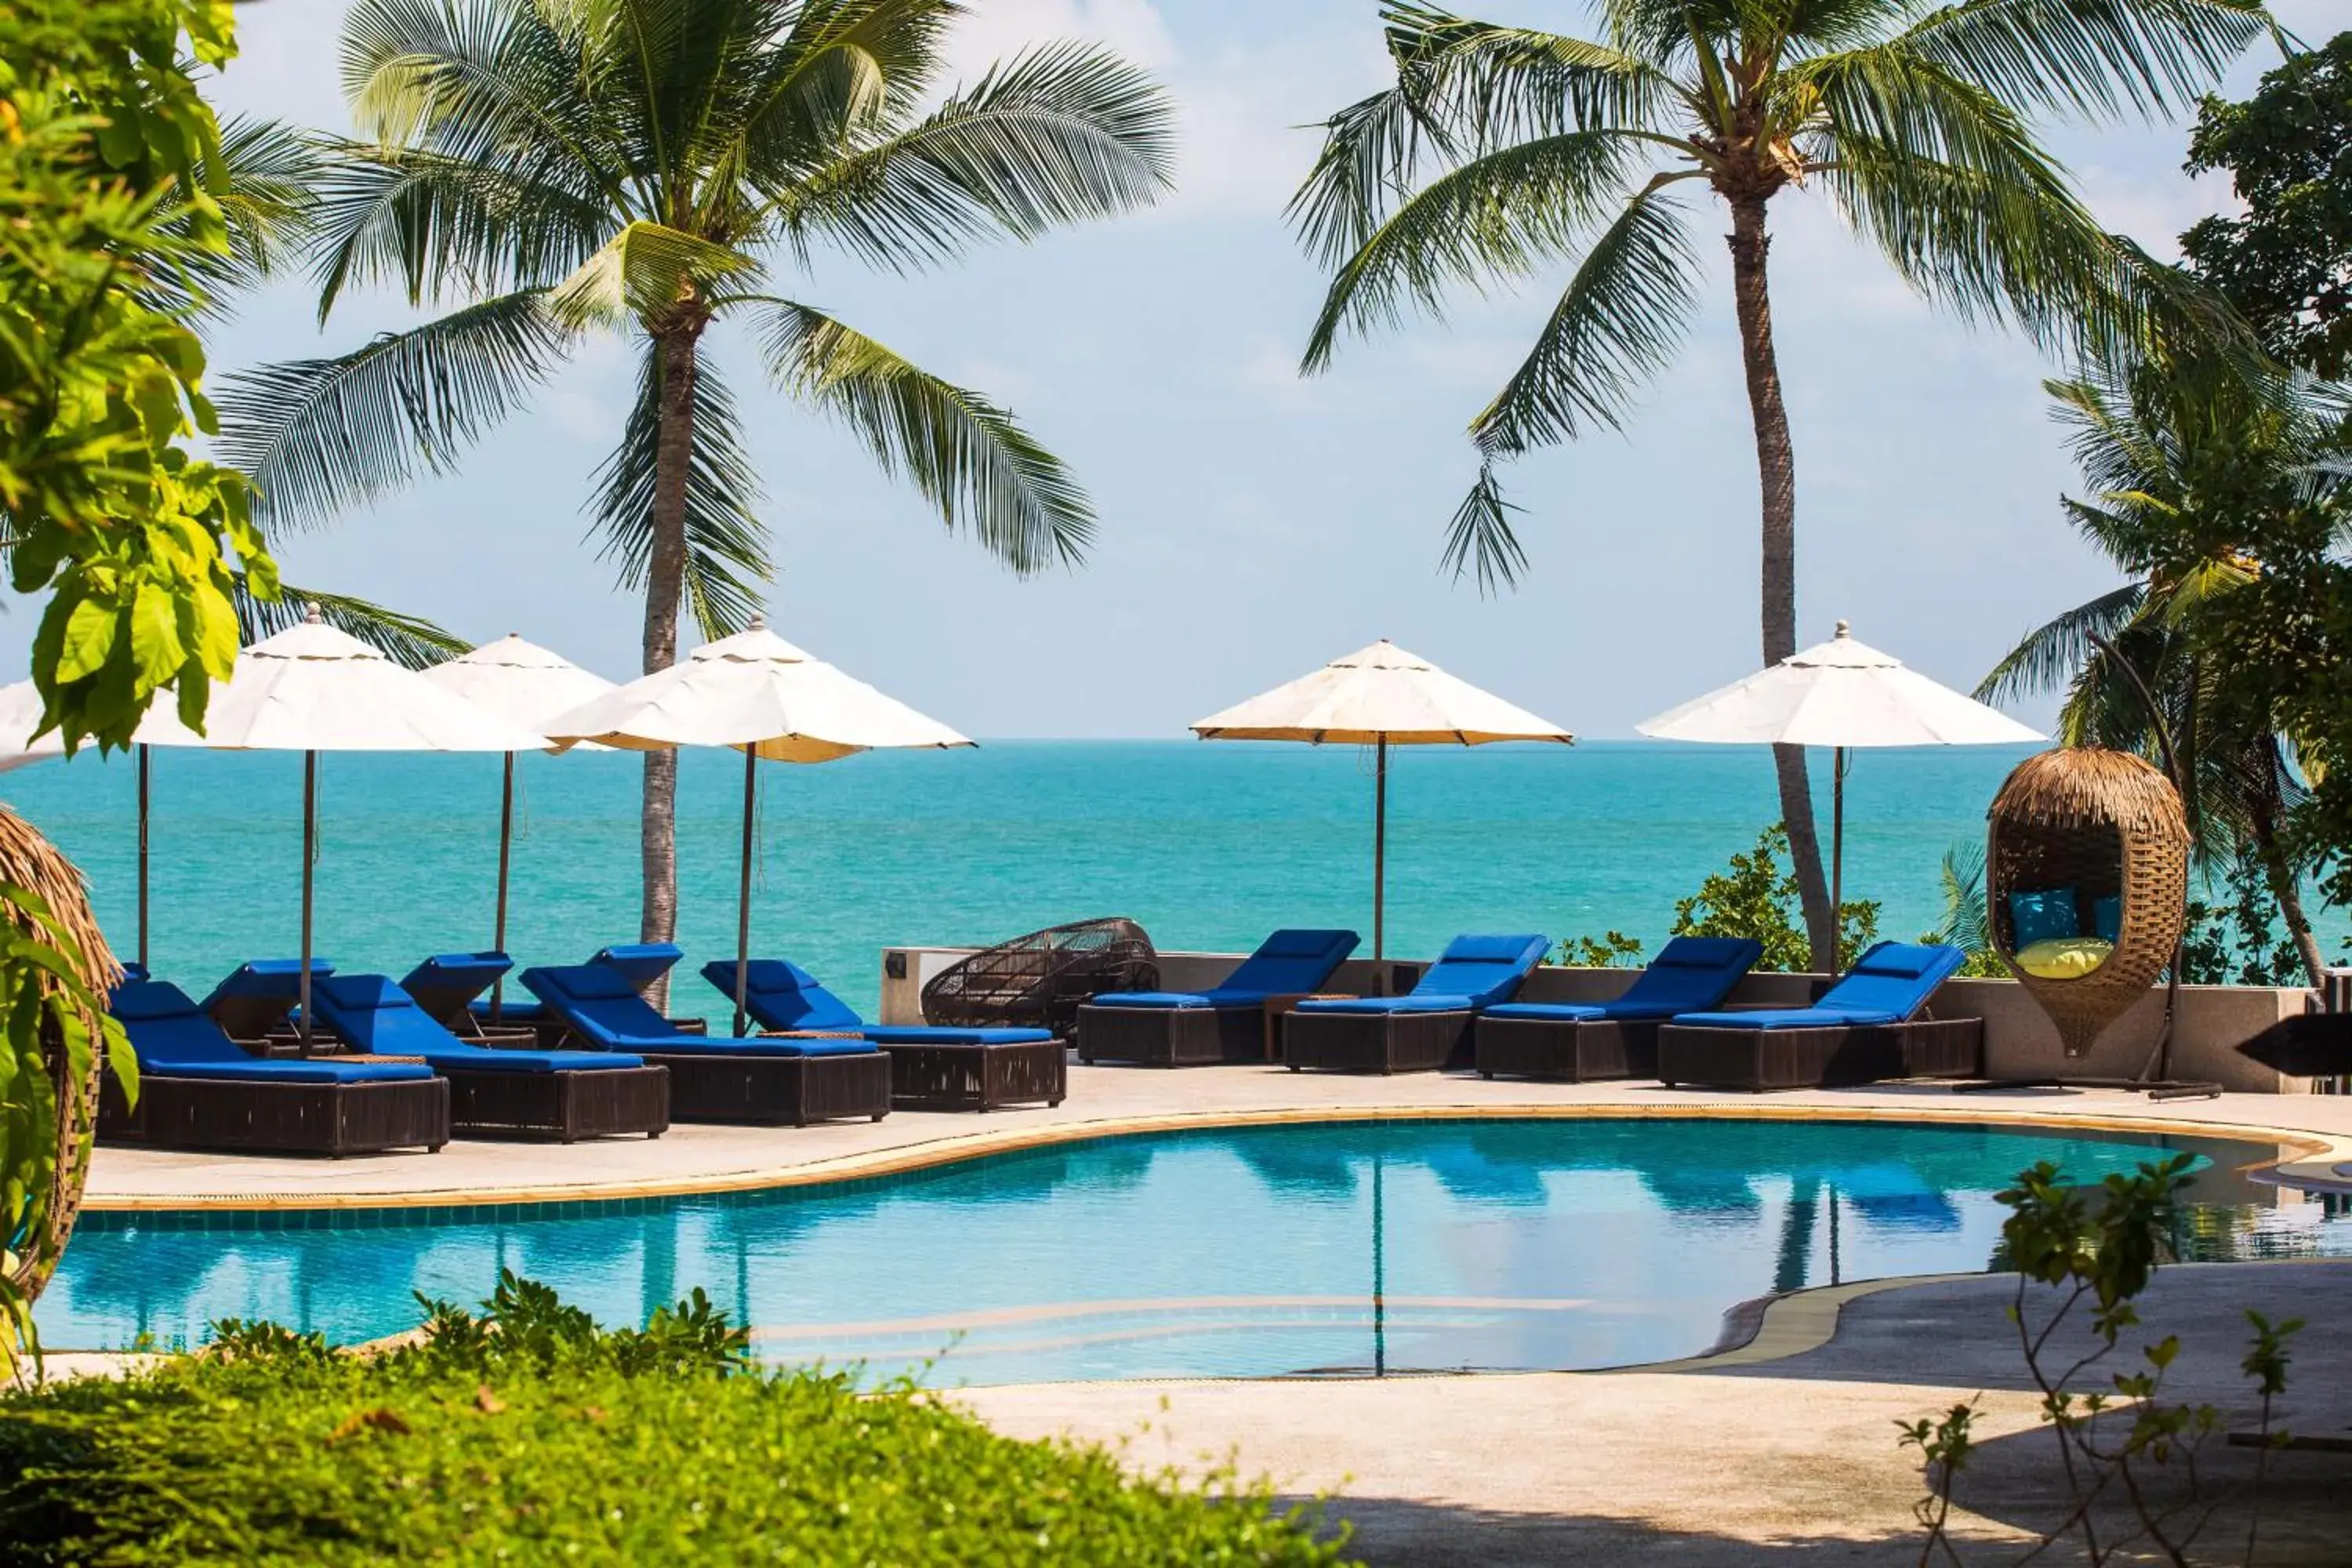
[79,1062,2352,1210]
[71,1066,2352,1563]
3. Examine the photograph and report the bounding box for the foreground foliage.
[1904,1157,2300,1565]
[0,1274,1349,1566]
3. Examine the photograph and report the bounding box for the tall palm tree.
[1290,0,2267,970]
[218,0,1173,967]
[1980,355,2352,987]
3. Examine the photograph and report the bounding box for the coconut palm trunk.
[1726,194,1834,967]
[641,321,705,980]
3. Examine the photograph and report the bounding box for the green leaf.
[56,600,121,685]
[129,582,188,683]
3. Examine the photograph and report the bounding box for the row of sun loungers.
[1077,931,1983,1087]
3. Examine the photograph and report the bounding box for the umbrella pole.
[1373,735,1388,997]
[735,747,756,1039]
[299,750,316,1056]
[136,742,150,972]
[1831,746,1846,966]
[491,751,514,1023]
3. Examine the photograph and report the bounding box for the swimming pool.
[38,1118,2343,1384]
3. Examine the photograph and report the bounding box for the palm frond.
[753,299,1094,575]
[214,290,570,535]
[771,41,1174,272]
[234,579,468,669]
[1926,839,1991,956]
[733,0,954,175]
[1891,0,2268,123]
[1439,462,1529,593]
[1466,173,1704,453]
[550,221,760,328]
[1301,131,1655,374]
[588,341,770,641]
[1976,583,2145,703]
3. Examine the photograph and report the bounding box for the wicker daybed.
[1987,748,2190,1059]
[922,917,1158,1040]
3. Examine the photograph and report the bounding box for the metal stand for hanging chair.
[1954,745,2221,1101]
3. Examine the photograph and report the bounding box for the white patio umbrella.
[543,617,973,1033]
[1636,621,2042,924]
[1190,640,1574,988]
[0,681,211,971]
[425,635,617,1013]
[140,611,548,1047]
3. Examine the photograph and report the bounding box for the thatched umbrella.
[0,801,118,1330]
[1987,748,2190,1058]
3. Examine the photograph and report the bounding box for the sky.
[5,0,2335,738]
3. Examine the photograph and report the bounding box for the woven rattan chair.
[1987,748,2190,1058]
[921,918,1158,1040]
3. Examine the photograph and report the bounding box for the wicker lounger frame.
[1473,1017,1661,1082]
[1283,1008,1475,1075]
[97,1072,450,1157]
[1655,1018,1984,1091]
[1076,1004,1262,1066]
[437,1064,670,1142]
[880,1039,1067,1111]
[634,1049,892,1125]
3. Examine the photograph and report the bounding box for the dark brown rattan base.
[883,1040,1067,1110]
[1474,1017,1661,1081]
[1656,1018,1984,1091]
[441,1064,670,1142]
[97,1072,449,1156]
[637,1050,891,1125]
[1076,1004,1262,1066]
[1283,1008,1474,1074]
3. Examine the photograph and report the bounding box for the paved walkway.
[82,1065,2352,1210]
[966,1261,2352,1566]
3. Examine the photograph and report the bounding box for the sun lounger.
[1655,942,1982,1091]
[202,958,335,1044]
[1075,928,1361,1065]
[1283,934,1550,1074]
[100,978,448,1156]
[1474,935,1763,1081]
[521,953,890,1125]
[469,944,708,1040]
[310,975,670,1142]
[401,952,534,1041]
[702,959,1064,1111]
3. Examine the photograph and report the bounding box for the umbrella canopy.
[0,682,63,775]
[1192,639,1573,746]
[544,617,973,1032]
[1192,641,1573,983]
[424,633,617,733]
[426,635,620,1014]
[1637,623,2042,750]
[1636,622,2042,948]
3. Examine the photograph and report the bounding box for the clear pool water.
[38,1118,2342,1385]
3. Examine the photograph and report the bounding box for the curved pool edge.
[80,1095,2345,1217]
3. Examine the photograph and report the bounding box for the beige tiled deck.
[85,1062,2352,1210]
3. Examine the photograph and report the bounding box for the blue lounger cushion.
[1295,932,1548,1017]
[202,957,336,1039]
[1669,942,1966,1031]
[472,946,681,1025]
[1483,935,1764,1024]
[702,959,1055,1045]
[523,962,880,1058]
[1093,927,1360,1011]
[110,978,432,1083]
[401,952,512,1018]
[310,975,644,1074]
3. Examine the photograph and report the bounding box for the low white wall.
[877,946,2313,1094]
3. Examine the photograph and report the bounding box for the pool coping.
[78,1098,2345,1215]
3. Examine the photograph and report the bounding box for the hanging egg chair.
[1987,748,2190,1058]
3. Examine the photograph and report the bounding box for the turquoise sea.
[0,739,2057,1018]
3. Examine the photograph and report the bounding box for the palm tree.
[218,0,1174,968]
[1980,355,2352,987]
[1290,0,2268,970]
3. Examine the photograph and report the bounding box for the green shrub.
[0,1274,1349,1566]
[1671,824,1879,973]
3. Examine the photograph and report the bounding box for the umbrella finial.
[303,604,322,625]
[1834,619,1850,638]
[747,613,766,632]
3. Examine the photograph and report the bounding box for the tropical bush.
[0,1274,1350,1566]
[1558,823,1879,973]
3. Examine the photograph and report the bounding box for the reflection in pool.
[40,1118,2338,1385]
